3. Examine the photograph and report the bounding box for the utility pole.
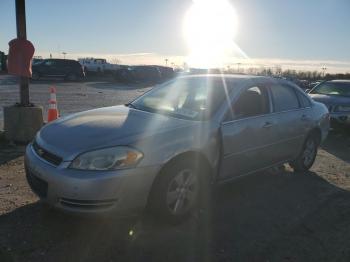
[4,0,43,143]
[16,0,30,106]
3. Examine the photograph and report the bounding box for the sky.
[1,0,350,73]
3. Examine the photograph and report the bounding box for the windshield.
[311,82,350,97]
[130,77,234,120]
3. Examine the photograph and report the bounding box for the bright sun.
[184,0,239,68]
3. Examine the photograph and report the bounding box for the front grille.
[60,198,117,210]
[26,168,48,198]
[32,141,62,166]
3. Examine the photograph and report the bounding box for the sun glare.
[184,0,239,68]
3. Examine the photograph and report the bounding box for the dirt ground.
[0,75,151,130]
[0,131,349,262]
[1,75,350,261]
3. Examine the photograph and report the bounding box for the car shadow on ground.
[1,168,350,262]
[321,129,350,164]
[0,142,25,165]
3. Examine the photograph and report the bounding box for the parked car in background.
[32,58,44,65]
[114,66,134,83]
[283,77,309,90]
[154,66,175,80]
[309,80,323,89]
[78,58,119,74]
[300,80,311,89]
[114,65,162,83]
[131,65,162,82]
[32,59,85,81]
[25,75,329,223]
[32,56,44,65]
[308,80,350,127]
[0,51,7,72]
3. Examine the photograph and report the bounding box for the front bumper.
[330,112,350,126]
[24,144,160,216]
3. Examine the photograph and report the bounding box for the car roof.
[179,74,272,82]
[328,79,350,83]
[44,58,78,62]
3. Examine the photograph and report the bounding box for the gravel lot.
[0,74,350,261]
[0,75,152,130]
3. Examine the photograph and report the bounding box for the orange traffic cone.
[47,87,59,122]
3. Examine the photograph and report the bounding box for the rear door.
[38,60,54,76]
[267,82,308,161]
[55,60,69,76]
[42,60,62,76]
[219,84,279,180]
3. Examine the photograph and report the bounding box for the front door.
[219,85,279,180]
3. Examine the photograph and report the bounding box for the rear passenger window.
[270,84,299,112]
[231,85,270,119]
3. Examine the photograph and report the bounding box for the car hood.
[37,105,196,160]
[309,93,350,106]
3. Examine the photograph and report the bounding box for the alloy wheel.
[302,138,316,167]
[166,168,198,215]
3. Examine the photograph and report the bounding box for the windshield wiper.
[125,103,137,109]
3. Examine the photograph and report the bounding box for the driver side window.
[44,60,57,66]
[227,85,270,121]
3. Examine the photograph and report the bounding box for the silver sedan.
[25,75,330,223]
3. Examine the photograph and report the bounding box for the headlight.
[70,146,143,170]
[335,105,350,112]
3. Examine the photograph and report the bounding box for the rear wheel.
[290,135,319,172]
[148,158,205,224]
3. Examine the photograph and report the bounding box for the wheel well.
[146,151,213,207]
[308,127,322,144]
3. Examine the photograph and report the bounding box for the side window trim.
[269,83,301,113]
[295,89,312,108]
[223,83,272,123]
[290,84,302,108]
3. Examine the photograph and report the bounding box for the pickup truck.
[78,58,119,74]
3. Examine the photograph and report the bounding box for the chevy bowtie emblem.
[37,148,44,156]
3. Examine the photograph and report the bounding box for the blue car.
[308,80,350,127]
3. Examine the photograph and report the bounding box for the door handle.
[263,121,274,128]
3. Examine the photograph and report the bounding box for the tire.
[290,134,319,172]
[84,67,89,76]
[31,72,40,81]
[148,158,207,224]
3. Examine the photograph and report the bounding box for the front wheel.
[290,135,319,172]
[148,159,205,224]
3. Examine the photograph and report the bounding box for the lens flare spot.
[184,0,240,68]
